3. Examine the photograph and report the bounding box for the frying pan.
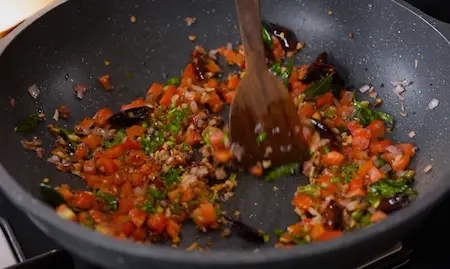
[0,0,449,268]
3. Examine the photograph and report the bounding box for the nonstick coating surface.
[0,0,449,268]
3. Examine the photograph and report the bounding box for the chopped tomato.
[222,91,236,104]
[74,144,88,160]
[121,98,146,111]
[391,154,410,171]
[321,151,345,166]
[340,91,354,105]
[93,108,113,127]
[249,163,263,176]
[83,160,96,174]
[96,157,118,175]
[147,83,164,102]
[352,128,372,150]
[119,181,133,198]
[357,160,373,178]
[102,144,126,159]
[159,85,177,106]
[292,194,314,210]
[118,198,135,214]
[192,203,217,227]
[369,140,392,154]
[336,105,354,119]
[205,59,221,73]
[123,137,141,150]
[147,213,167,233]
[183,63,196,80]
[347,121,363,133]
[398,143,415,157]
[227,75,240,90]
[367,166,384,183]
[315,230,343,241]
[291,81,308,94]
[367,120,385,138]
[99,74,114,90]
[298,102,316,118]
[72,192,96,209]
[348,178,364,192]
[81,134,101,150]
[132,227,147,241]
[166,219,181,241]
[213,150,232,163]
[79,118,94,129]
[129,208,148,228]
[126,125,146,137]
[316,92,334,108]
[310,224,325,240]
[370,210,387,223]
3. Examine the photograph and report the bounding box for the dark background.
[0,0,449,268]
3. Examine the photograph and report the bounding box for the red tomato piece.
[93,108,113,127]
[146,213,167,233]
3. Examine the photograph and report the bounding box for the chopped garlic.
[408,131,416,138]
[423,165,432,173]
[427,98,439,110]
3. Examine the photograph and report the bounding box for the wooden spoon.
[230,0,308,170]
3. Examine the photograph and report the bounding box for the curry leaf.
[303,73,334,97]
[265,163,299,181]
[15,114,41,132]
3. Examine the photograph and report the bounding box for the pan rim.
[0,0,449,266]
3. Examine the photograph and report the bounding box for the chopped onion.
[345,200,359,211]
[415,59,419,69]
[394,84,405,94]
[28,84,40,99]
[379,164,392,173]
[133,187,145,196]
[190,84,206,92]
[227,42,233,51]
[423,164,432,173]
[408,131,416,138]
[386,145,402,156]
[53,109,60,121]
[208,49,218,60]
[359,84,371,93]
[427,98,439,110]
[73,84,88,99]
[391,80,412,87]
[189,101,198,113]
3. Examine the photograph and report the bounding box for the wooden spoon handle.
[235,0,266,71]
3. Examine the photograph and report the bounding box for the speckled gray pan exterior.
[0,0,449,268]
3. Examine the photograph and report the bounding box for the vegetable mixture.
[19,21,417,248]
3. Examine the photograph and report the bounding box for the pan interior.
[0,0,449,250]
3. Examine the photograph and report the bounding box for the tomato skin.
[321,151,345,166]
[316,92,334,108]
[146,213,167,233]
[132,227,147,241]
[102,144,126,159]
[159,86,177,106]
[340,91,353,105]
[367,120,385,138]
[398,143,415,157]
[72,192,96,209]
[83,160,97,174]
[119,181,133,198]
[347,121,363,133]
[93,108,113,127]
[367,166,384,183]
[123,137,141,150]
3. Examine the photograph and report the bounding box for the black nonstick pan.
[0,0,450,268]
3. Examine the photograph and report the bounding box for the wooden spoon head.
[229,70,309,169]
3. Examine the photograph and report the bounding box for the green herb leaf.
[162,167,183,187]
[282,59,294,86]
[349,96,395,129]
[148,187,167,201]
[274,228,284,237]
[15,114,41,132]
[40,179,65,208]
[141,200,156,213]
[265,163,299,181]
[342,163,358,183]
[297,183,321,196]
[104,129,126,148]
[95,191,118,211]
[167,77,181,86]
[256,132,268,143]
[368,178,414,197]
[261,22,273,48]
[303,73,334,97]
[269,62,282,77]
